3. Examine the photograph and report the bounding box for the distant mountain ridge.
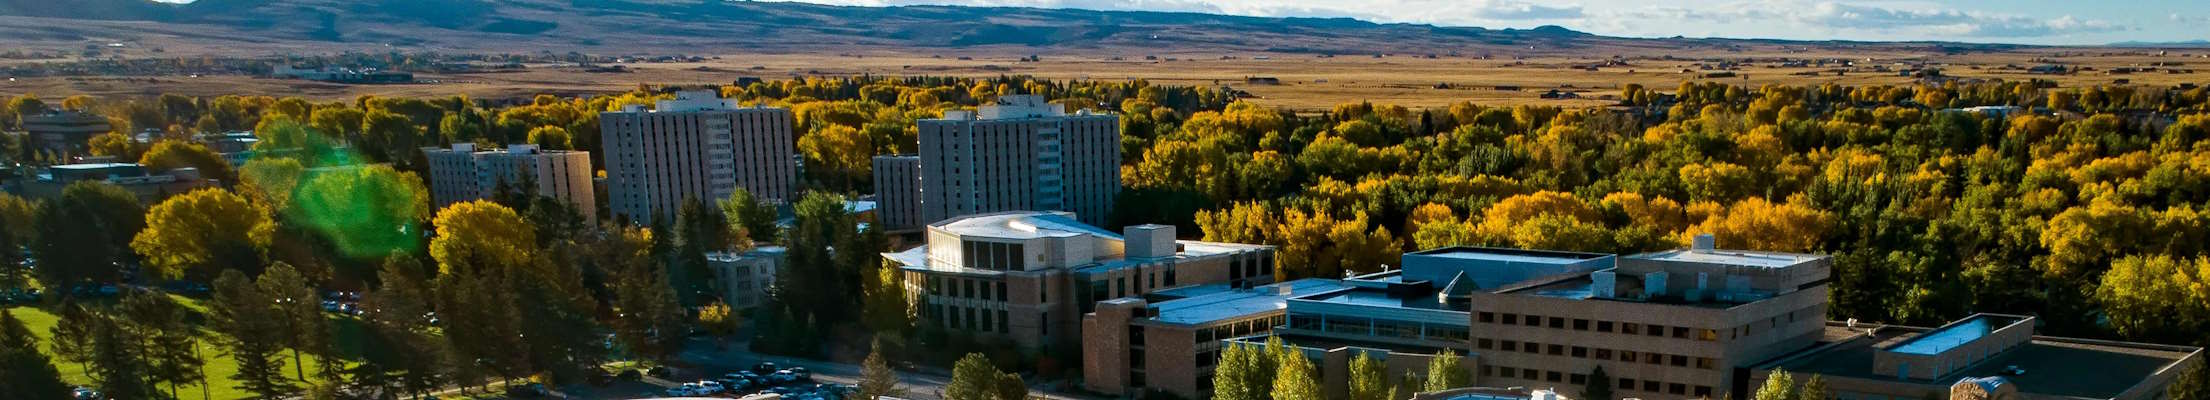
[0,0,2040,55]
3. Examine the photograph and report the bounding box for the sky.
[772,0,2210,45]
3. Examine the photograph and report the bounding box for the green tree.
[719,187,779,243]
[258,262,327,382]
[862,260,912,334]
[945,352,1015,400]
[1423,351,1470,392]
[859,338,904,400]
[119,291,206,398]
[0,193,38,290]
[1755,369,1797,400]
[210,269,298,398]
[33,182,143,295]
[351,254,443,397]
[1349,352,1390,400]
[1213,343,1263,400]
[1585,366,1614,400]
[1271,349,1323,400]
[1802,374,1830,400]
[238,157,306,210]
[292,165,429,260]
[50,305,155,399]
[139,141,237,183]
[0,308,71,399]
[132,188,274,280]
[526,126,572,150]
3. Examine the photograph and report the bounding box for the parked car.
[695,380,725,394]
[503,383,549,398]
[751,361,778,374]
[72,387,102,400]
[664,383,704,397]
[787,366,812,381]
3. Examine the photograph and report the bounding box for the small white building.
[709,246,786,309]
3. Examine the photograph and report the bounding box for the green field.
[7,294,353,400]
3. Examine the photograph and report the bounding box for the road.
[669,338,1098,400]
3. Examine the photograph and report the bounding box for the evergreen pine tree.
[0,308,71,399]
[1585,366,1614,400]
[858,338,904,399]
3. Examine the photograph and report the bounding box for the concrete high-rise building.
[874,95,1120,231]
[600,90,796,223]
[872,155,923,230]
[883,211,1274,349]
[423,143,596,220]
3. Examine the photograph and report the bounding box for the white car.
[696,380,726,394]
[665,383,704,397]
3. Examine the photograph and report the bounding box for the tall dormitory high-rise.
[600,90,797,223]
[874,95,1121,231]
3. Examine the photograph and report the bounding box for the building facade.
[1751,315,2202,400]
[21,163,214,204]
[872,155,924,231]
[600,90,796,223]
[708,247,786,309]
[1464,239,1832,399]
[423,143,597,220]
[875,95,1120,231]
[23,111,113,159]
[883,211,1273,349]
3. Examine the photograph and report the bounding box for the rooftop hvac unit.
[1644,271,1669,298]
[1591,271,1617,299]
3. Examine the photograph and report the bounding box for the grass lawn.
[7,294,358,400]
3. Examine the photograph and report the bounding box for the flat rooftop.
[930,211,1121,240]
[1410,246,1609,264]
[1885,314,2026,356]
[1072,240,1270,274]
[1760,324,2201,399]
[1298,286,1457,311]
[1146,279,1351,326]
[1229,332,1463,356]
[1630,248,1822,268]
[1497,273,1746,308]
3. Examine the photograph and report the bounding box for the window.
[1670,355,1688,367]
[1571,346,1588,358]
[1696,386,1714,397]
[1502,314,1520,325]
[1598,321,1614,332]
[1698,329,1719,341]
[1547,344,1564,356]
[1574,319,1590,331]
[1524,315,1541,327]
[1501,340,1519,352]
[1594,349,1613,360]
[999,310,1009,333]
[1521,368,1537,380]
[1498,367,1517,378]
[1642,380,1659,392]
[1646,324,1667,337]
[1546,371,1562,383]
[1481,365,1494,377]
[1619,378,1636,391]
[1669,383,1687,395]
[1696,357,1717,370]
[1623,323,1641,335]
[1477,338,1495,350]
[1479,312,1496,323]
[1672,326,1690,339]
[997,282,1008,302]
[1570,373,1587,385]
[1549,317,1565,329]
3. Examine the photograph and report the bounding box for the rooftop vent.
[1691,233,1716,252]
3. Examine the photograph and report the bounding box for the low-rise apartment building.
[883,211,1274,349]
[707,247,785,309]
[1752,314,2202,400]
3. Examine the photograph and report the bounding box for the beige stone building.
[600,90,796,223]
[882,211,1273,349]
[875,95,1121,231]
[423,143,597,220]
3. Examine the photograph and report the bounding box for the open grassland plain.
[8,49,2210,112]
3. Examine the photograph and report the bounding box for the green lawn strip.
[7,295,365,400]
